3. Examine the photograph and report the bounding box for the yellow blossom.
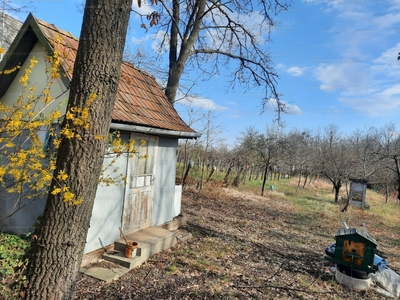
[87,93,97,105]
[50,110,62,119]
[60,127,75,139]
[51,187,62,195]
[57,170,68,181]
[53,138,61,148]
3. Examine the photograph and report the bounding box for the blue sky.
[10,0,400,146]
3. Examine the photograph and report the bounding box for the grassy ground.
[72,177,400,299]
[1,176,399,299]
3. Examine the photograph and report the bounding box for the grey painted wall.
[152,136,178,226]
[83,131,129,253]
[0,193,47,234]
[0,131,181,254]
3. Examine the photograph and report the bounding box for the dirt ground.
[74,185,399,299]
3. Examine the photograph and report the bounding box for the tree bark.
[296,171,302,192]
[206,165,216,183]
[164,0,206,104]
[24,1,132,299]
[393,156,400,201]
[334,179,342,203]
[232,166,244,187]
[261,164,269,196]
[223,162,234,186]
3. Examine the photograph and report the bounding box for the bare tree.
[129,0,290,118]
[284,129,314,191]
[315,125,356,202]
[375,123,400,202]
[349,127,381,180]
[237,125,284,196]
[196,110,223,189]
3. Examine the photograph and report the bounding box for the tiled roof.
[0,13,23,55]
[35,17,196,135]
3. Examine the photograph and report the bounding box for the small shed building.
[0,13,200,254]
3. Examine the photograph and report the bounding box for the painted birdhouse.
[330,228,378,273]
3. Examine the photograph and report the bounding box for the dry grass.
[74,178,400,299]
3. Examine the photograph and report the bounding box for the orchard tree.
[235,127,262,182]
[348,127,381,180]
[284,129,314,191]
[23,1,136,299]
[315,125,356,202]
[239,125,284,196]
[375,123,400,201]
[197,109,223,189]
[176,104,204,178]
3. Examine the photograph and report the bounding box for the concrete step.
[162,215,187,231]
[173,231,192,246]
[80,264,130,283]
[103,227,176,269]
[83,226,192,282]
[103,250,143,269]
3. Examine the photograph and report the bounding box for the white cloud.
[307,0,400,115]
[131,0,155,16]
[305,0,361,12]
[309,0,400,60]
[287,66,305,77]
[276,63,286,70]
[265,98,302,115]
[371,42,400,79]
[380,84,400,97]
[314,63,372,93]
[313,50,400,115]
[338,94,400,116]
[131,30,170,55]
[276,64,306,77]
[178,95,229,111]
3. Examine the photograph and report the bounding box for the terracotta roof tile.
[35,18,195,134]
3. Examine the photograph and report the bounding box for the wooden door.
[122,133,158,233]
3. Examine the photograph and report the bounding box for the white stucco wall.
[0,41,69,233]
[1,41,69,116]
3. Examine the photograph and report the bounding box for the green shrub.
[0,233,31,299]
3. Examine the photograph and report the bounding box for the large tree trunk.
[394,156,400,201]
[164,0,206,104]
[24,1,132,299]
[223,162,234,186]
[334,180,342,203]
[296,168,302,192]
[232,166,244,187]
[261,164,269,196]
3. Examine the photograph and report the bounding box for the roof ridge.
[33,16,156,82]
[36,18,79,42]
[121,61,156,80]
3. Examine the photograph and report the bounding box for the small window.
[130,134,157,188]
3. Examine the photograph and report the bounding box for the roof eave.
[110,123,201,139]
